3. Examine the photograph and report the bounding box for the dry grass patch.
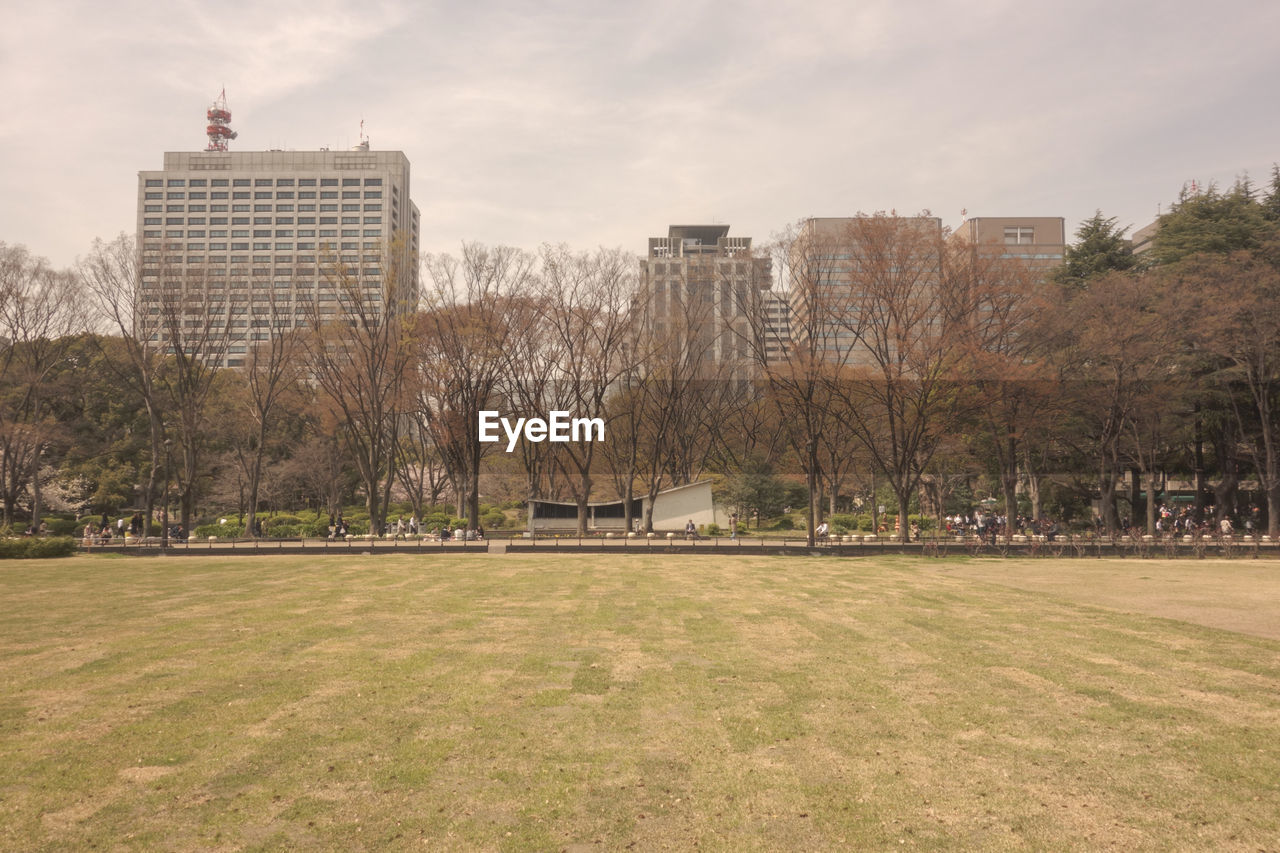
[0,553,1277,850]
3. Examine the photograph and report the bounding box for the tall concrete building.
[949,216,1065,273]
[136,148,420,366]
[786,216,944,367]
[635,225,772,380]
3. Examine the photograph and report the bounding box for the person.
[729,513,738,540]
[476,525,485,540]
[815,520,829,541]
[395,517,405,539]
[82,521,94,546]
[685,519,698,540]
[1220,516,1234,536]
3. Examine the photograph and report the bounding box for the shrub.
[194,522,244,539]
[481,510,505,530]
[45,518,81,537]
[0,536,79,559]
[705,523,722,536]
[772,516,795,531]
[263,515,302,532]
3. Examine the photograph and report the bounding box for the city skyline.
[3,0,1278,269]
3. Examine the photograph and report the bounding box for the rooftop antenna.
[352,118,370,151]
[206,88,237,152]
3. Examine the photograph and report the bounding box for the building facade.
[634,224,772,381]
[949,216,1065,273]
[136,148,420,366]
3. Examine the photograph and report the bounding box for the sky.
[2,0,1278,270]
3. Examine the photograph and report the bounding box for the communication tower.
[205,88,238,152]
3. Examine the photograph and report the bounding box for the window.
[321,191,338,199]
[342,203,359,212]
[342,217,359,224]
[233,191,250,199]
[144,217,161,225]
[255,191,272,199]
[320,178,338,186]
[276,217,294,225]
[145,191,161,199]
[210,229,227,237]
[320,204,338,212]
[210,206,228,214]
[298,204,316,212]
[144,230,161,238]
[364,178,382,186]
[320,216,337,224]
[276,178,294,187]
[254,217,271,225]
[276,229,293,237]
[343,178,360,186]
[232,229,249,237]
[166,229,184,237]
[276,191,294,199]
[210,242,227,250]
[167,179,185,187]
[298,229,316,236]
[364,229,382,237]
[298,217,315,225]
[145,178,162,187]
[232,243,249,251]
[210,191,228,199]
[253,229,271,237]
[364,216,382,224]
[299,178,316,186]
[254,204,271,212]
[343,191,360,199]
[188,191,206,200]
[232,204,250,212]
[212,179,229,187]
[365,191,382,199]
[254,243,270,250]
[166,217,183,224]
[188,204,206,212]
[298,191,315,199]
[1003,226,1034,245]
[364,203,381,212]
[166,204,184,212]
[276,204,294,212]
[144,204,162,212]
[255,178,272,186]
[233,178,250,186]
[232,218,250,227]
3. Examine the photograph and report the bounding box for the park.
[2,552,1278,850]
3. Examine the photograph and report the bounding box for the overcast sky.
[3,0,1278,269]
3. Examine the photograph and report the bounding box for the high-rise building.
[949,216,1065,273]
[136,148,420,366]
[635,225,772,380]
[786,216,944,367]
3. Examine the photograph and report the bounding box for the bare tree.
[79,234,166,531]
[417,243,536,531]
[529,244,637,535]
[301,236,416,536]
[0,244,85,527]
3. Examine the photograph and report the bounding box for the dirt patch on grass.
[933,558,1280,640]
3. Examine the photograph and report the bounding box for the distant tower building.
[205,89,238,152]
[137,136,420,366]
[635,225,772,381]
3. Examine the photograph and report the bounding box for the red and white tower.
[205,88,238,152]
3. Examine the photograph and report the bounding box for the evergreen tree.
[1052,210,1136,290]
[1150,179,1268,265]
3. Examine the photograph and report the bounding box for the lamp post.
[161,438,172,549]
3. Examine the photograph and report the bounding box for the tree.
[1052,211,1137,290]
[824,215,965,543]
[302,237,417,536]
[526,245,637,535]
[1150,180,1270,266]
[79,234,167,532]
[417,243,536,531]
[1181,252,1280,536]
[0,244,85,528]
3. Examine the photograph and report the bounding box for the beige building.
[786,216,944,367]
[949,216,1065,274]
[136,148,420,366]
[635,225,772,381]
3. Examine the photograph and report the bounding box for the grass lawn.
[2,553,1278,851]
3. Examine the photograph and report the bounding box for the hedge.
[0,537,79,559]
